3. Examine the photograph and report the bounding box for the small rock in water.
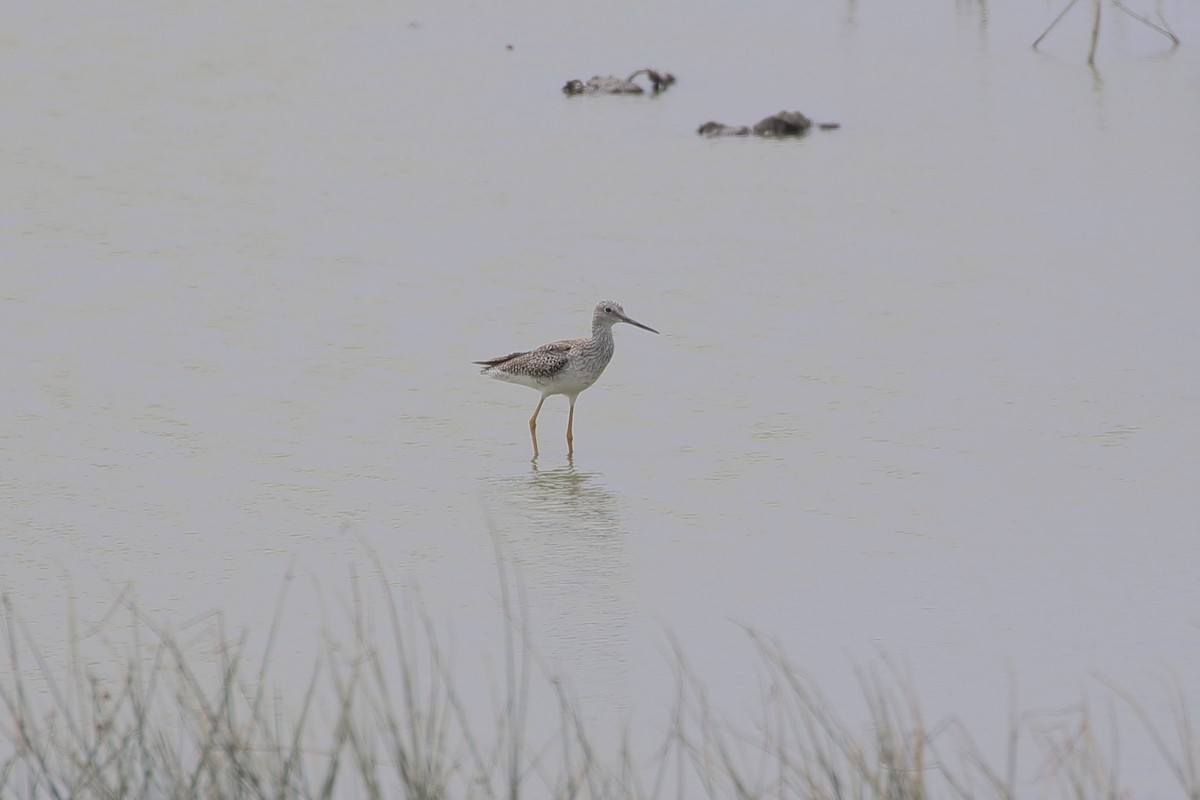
[563,68,676,96]
[698,110,839,138]
[695,121,751,137]
[752,111,812,136]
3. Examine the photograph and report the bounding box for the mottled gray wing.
[476,340,573,377]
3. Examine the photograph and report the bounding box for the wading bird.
[474,300,659,458]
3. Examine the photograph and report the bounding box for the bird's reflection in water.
[480,459,632,735]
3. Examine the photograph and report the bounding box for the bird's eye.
[604,306,613,313]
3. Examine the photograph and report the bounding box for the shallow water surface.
[3,0,1199,793]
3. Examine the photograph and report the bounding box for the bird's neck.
[589,324,614,345]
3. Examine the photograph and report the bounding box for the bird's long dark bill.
[620,314,660,334]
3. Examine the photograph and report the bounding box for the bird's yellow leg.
[529,395,546,459]
[566,397,575,455]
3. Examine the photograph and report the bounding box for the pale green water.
[3,0,1199,793]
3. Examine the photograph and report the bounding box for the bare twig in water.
[1112,0,1180,43]
[1033,0,1082,49]
[1033,0,1180,63]
[1089,0,1103,65]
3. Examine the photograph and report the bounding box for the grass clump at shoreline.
[1,564,1196,800]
